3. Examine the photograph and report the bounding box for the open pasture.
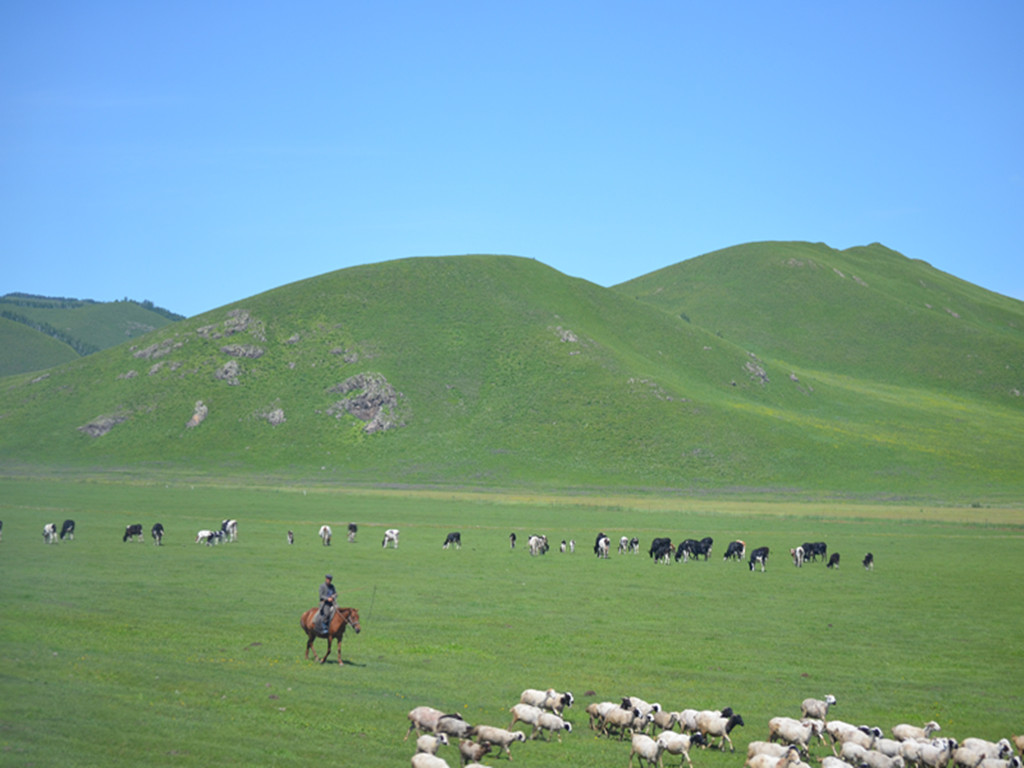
[1,477,1022,767]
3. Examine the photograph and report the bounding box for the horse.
[299,606,361,665]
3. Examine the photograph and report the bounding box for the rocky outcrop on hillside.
[78,413,127,437]
[326,372,407,433]
[186,400,208,428]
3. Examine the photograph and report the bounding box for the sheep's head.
[512,731,527,742]
[825,694,837,706]
[692,733,708,747]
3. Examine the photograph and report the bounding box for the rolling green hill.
[0,316,80,376]
[0,246,1021,500]
[0,293,183,374]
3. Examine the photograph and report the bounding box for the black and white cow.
[676,537,713,562]
[827,552,840,569]
[594,534,610,559]
[347,522,357,543]
[723,540,746,561]
[151,523,164,546]
[0,519,4,541]
[629,536,640,554]
[221,519,238,543]
[862,552,874,570]
[43,522,57,544]
[802,541,827,562]
[443,531,462,549]
[123,523,144,543]
[382,528,400,549]
[60,519,75,541]
[287,530,294,545]
[748,546,770,572]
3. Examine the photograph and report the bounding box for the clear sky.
[2,1,1022,317]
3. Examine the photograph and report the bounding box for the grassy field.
[1,477,1022,767]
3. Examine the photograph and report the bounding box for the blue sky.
[2,1,1022,317]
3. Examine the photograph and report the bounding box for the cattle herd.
[403,689,1024,768]
[14,521,878,572]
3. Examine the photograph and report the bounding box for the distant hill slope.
[0,294,183,375]
[0,316,80,376]
[0,249,1021,500]
[615,242,1024,404]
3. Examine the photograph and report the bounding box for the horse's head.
[345,608,361,634]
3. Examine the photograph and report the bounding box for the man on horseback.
[317,573,337,636]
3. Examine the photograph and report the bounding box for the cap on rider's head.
[325,574,333,580]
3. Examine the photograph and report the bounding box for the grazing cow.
[560,540,567,553]
[123,523,144,543]
[827,553,840,569]
[649,537,674,564]
[528,534,549,556]
[802,541,827,562]
[382,528,400,549]
[220,519,238,543]
[724,540,746,561]
[0,519,3,541]
[43,522,57,544]
[629,536,640,554]
[749,546,770,572]
[319,525,332,546]
[618,536,630,555]
[151,523,164,546]
[570,539,575,553]
[287,530,294,545]
[677,537,713,562]
[862,552,874,570]
[790,546,805,567]
[195,529,222,545]
[347,522,357,543]
[59,519,75,541]
[443,532,462,549]
[595,535,610,559]
[509,532,517,550]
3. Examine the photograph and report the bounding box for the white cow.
[382,528,400,549]
[43,522,57,544]
[319,525,332,546]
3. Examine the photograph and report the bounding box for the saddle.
[317,608,335,636]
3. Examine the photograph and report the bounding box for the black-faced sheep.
[659,731,706,767]
[435,714,473,740]
[918,739,959,768]
[509,703,544,732]
[534,712,572,742]
[415,733,449,754]
[406,707,448,739]
[703,713,745,752]
[960,739,1013,760]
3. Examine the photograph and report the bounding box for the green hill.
[0,248,1021,501]
[0,316,80,376]
[0,293,182,374]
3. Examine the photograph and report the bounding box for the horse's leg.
[336,631,344,666]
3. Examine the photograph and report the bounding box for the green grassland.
[1,477,1022,767]
[1,246,1022,500]
[0,316,80,376]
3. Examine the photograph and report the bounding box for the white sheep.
[629,732,666,768]
[651,710,680,732]
[587,701,619,730]
[839,726,883,751]
[960,740,1013,760]
[468,725,526,760]
[658,730,703,767]
[519,687,573,715]
[918,739,959,768]
[893,722,942,742]
[702,713,745,752]
[677,709,701,734]
[534,711,572,742]
[749,741,799,759]
[768,717,822,754]
[435,714,473,740]
[875,739,906,758]
[406,707,448,740]
[746,747,804,768]
[626,696,663,718]
[415,733,449,754]
[900,738,933,766]
[840,742,870,764]
[801,695,837,721]
[458,739,491,765]
[1013,737,1024,758]
[977,757,1022,768]
[509,703,544,731]
[411,754,451,768]
[860,750,907,768]
[602,705,649,740]
[822,758,857,768]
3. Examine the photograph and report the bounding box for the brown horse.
[300,606,361,664]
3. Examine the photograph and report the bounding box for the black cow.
[649,537,674,563]
[723,540,746,561]
[802,541,827,562]
[862,552,874,570]
[151,523,164,546]
[123,523,144,543]
[827,553,840,569]
[60,519,75,541]
[676,537,713,562]
[443,531,461,550]
[0,519,3,541]
[748,546,770,572]
[509,532,516,550]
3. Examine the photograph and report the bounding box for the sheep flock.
[402,692,1022,768]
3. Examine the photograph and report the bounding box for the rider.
[318,573,337,635]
